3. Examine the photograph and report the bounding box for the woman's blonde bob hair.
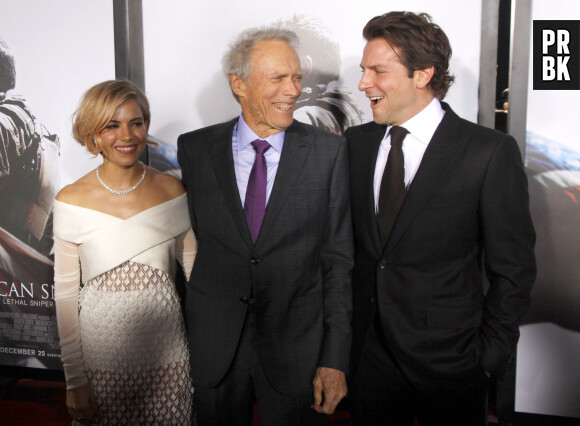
[72,79,152,155]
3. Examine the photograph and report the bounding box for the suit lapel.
[384,105,467,253]
[257,121,311,243]
[210,119,253,248]
[355,123,387,257]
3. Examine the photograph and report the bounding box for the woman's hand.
[67,382,99,424]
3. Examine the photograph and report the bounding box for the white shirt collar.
[236,114,285,153]
[395,97,445,145]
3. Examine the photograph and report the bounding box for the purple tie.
[245,139,271,243]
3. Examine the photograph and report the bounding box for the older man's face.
[234,40,302,138]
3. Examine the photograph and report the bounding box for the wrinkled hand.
[67,382,99,424]
[311,367,347,414]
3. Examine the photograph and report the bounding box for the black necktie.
[378,126,409,248]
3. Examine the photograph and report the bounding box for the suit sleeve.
[478,135,536,377]
[318,137,354,374]
[177,135,197,233]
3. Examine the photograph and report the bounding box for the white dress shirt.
[373,98,445,212]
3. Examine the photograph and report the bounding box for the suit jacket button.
[240,296,255,305]
[250,257,260,265]
[379,259,387,269]
[370,296,376,305]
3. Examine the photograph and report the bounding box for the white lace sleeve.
[176,228,196,282]
[54,236,88,389]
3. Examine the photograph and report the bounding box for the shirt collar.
[237,114,285,153]
[393,98,445,146]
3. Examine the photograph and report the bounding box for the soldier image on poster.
[279,15,365,135]
[0,36,61,369]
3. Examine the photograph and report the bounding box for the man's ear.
[414,66,435,89]
[230,74,246,100]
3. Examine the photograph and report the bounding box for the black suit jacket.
[346,103,536,392]
[177,118,353,395]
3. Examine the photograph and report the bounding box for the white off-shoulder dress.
[53,194,196,425]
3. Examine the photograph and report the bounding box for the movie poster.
[0,0,115,369]
[515,0,580,418]
[142,0,482,173]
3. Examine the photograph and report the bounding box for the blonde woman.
[54,80,196,425]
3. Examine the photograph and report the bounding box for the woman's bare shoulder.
[147,167,185,199]
[55,171,97,206]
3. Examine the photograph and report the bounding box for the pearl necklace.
[96,161,146,195]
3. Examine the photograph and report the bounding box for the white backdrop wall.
[142,0,482,147]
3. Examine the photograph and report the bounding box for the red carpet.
[0,378,353,425]
[0,379,72,425]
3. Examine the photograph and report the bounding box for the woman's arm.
[176,228,197,282]
[54,236,99,422]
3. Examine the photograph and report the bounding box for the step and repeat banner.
[3,0,578,421]
[0,0,115,370]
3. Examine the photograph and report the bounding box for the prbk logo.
[533,20,579,90]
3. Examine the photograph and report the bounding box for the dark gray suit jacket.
[177,118,353,395]
[346,103,536,392]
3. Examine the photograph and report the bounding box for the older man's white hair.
[222,27,299,102]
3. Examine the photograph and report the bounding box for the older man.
[177,27,353,425]
[346,12,536,425]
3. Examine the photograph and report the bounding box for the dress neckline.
[53,193,186,221]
